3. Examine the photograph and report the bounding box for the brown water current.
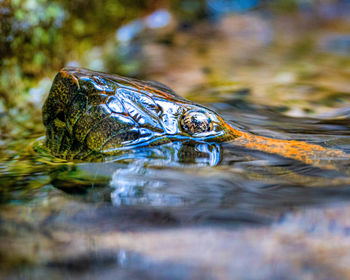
[1,3,350,279]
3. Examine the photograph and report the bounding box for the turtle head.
[42,68,233,160]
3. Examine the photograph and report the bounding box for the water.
[1,1,350,279]
[2,94,350,278]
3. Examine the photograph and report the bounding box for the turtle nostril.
[56,111,65,122]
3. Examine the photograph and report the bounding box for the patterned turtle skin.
[43,68,348,167]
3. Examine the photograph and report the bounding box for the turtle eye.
[181,110,212,135]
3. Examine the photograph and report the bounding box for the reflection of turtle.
[42,68,348,168]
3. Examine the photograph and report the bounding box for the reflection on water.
[110,163,185,207]
[106,144,216,207]
[105,142,222,167]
